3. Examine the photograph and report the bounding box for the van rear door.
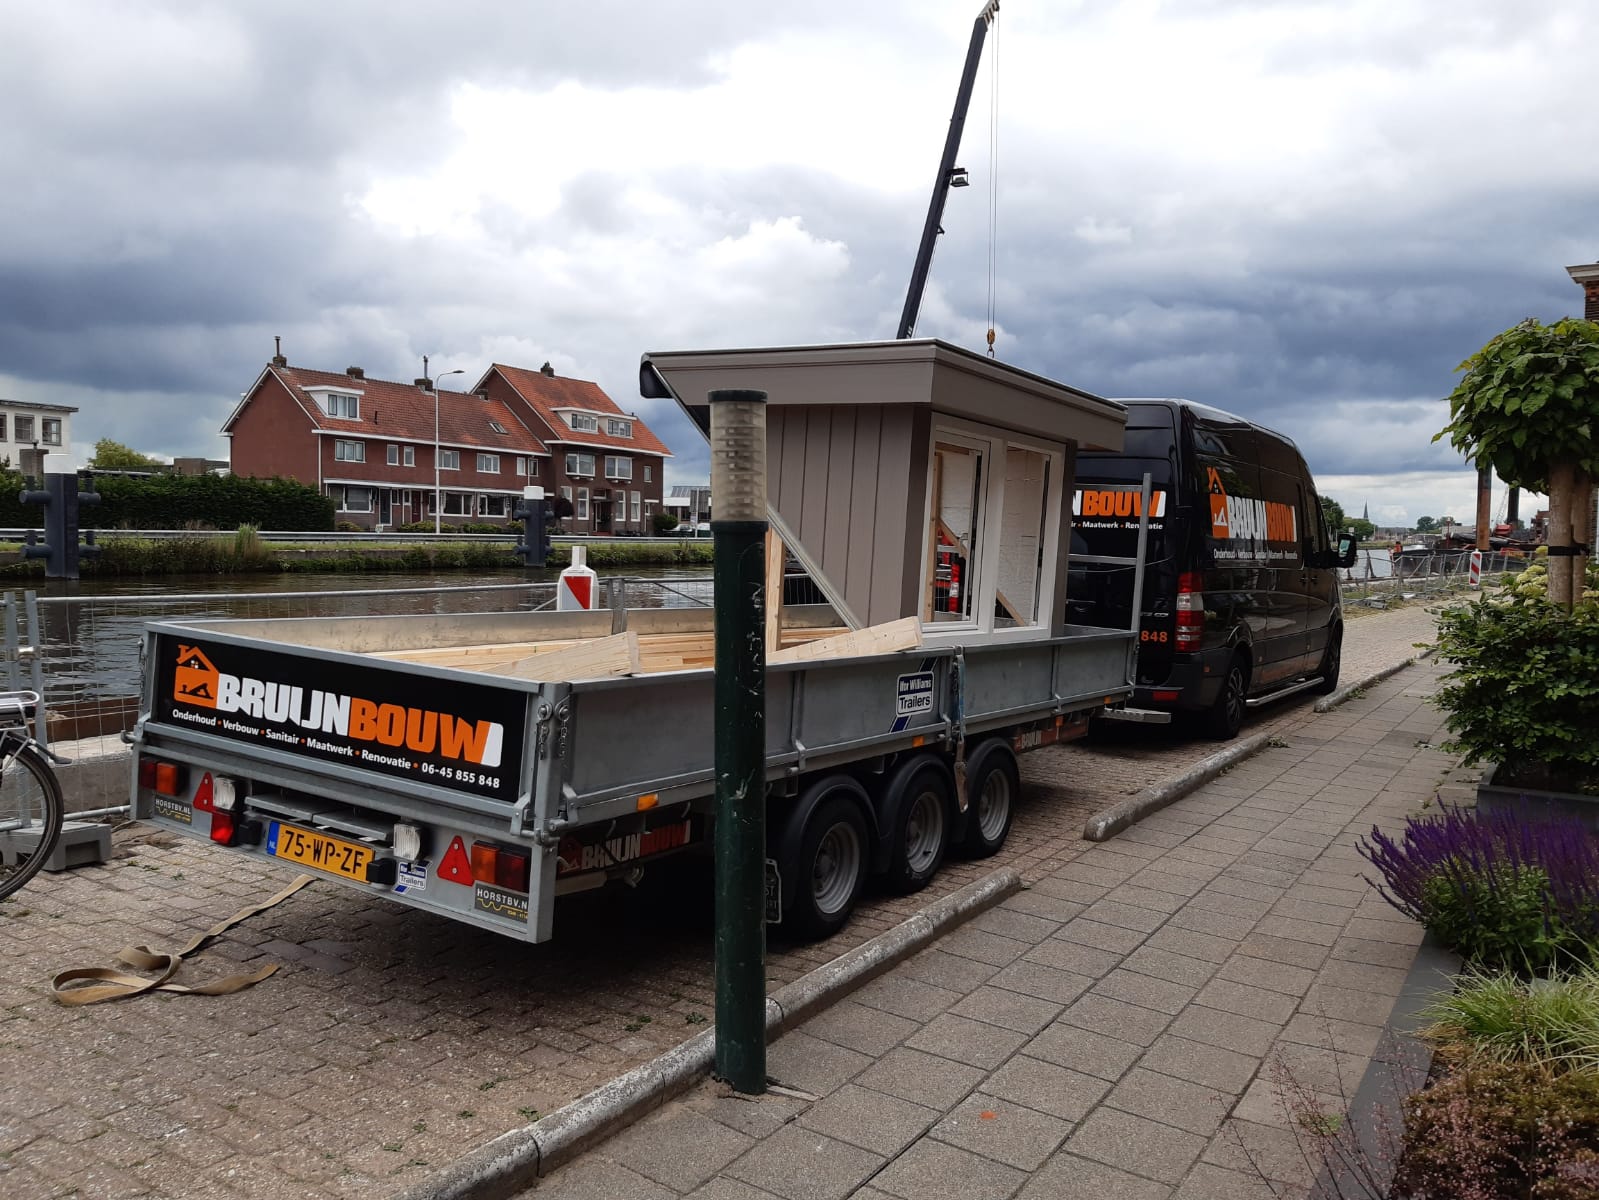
[1067,422,1180,686]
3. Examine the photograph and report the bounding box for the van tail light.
[1175,571,1205,652]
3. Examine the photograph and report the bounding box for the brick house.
[223,358,549,529]
[475,363,670,535]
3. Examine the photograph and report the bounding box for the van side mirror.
[1335,532,1358,569]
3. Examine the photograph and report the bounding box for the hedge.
[0,471,334,531]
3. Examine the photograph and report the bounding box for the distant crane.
[897,0,1000,341]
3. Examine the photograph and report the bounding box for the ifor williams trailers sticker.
[157,635,528,803]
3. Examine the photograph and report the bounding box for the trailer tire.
[878,756,953,895]
[957,740,1020,859]
[777,777,871,941]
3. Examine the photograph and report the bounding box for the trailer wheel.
[879,757,953,895]
[958,740,1020,859]
[779,778,871,941]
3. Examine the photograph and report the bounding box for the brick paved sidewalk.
[525,656,1457,1200]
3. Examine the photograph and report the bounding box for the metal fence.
[1338,549,1525,605]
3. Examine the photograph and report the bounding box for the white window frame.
[403,445,415,467]
[442,492,470,516]
[604,455,632,480]
[14,416,34,442]
[567,412,599,433]
[630,491,642,523]
[515,457,527,476]
[326,392,360,419]
[41,419,62,446]
[917,419,1065,644]
[477,453,500,473]
[488,420,507,434]
[607,417,633,438]
[576,487,589,521]
[565,452,595,477]
[334,439,365,462]
[438,449,460,471]
[338,485,374,513]
[387,444,400,466]
[0,415,8,441]
[479,494,508,517]
[644,464,652,483]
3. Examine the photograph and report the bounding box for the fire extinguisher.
[947,557,961,613]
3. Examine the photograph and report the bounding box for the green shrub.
[335,520,363,532]
[1434,598,1599,787]
[1419,865,1564,974]
[548,540,714,567]
[651,511,680,534]
[1422,969,1599,1073]
[0,472,333,531]
[1396,1060,1599,1200]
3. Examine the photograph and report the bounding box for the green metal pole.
[709,387,768,1095]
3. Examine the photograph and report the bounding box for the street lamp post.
[431,367,466,534]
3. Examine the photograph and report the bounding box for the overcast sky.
[2,0,1593,526]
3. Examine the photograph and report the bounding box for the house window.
[488,420,507,434]
[477,453,500,473]
[559,486,573,512]
[479,495,508,518]
[567,413,599,433]
[631,491,642,523]
[334,440,365,462]
[0,415,7,440]
[528,457,539,476]
[607,417,633,438]
[14,416,33,442]
[438,449,460,470]
[403,445,415,466]
[387,444,400,466]
[326,392,360,419]
[442,493,470,516]
[565,452,595,477]
[41,419,61,446]
[604,455,632,480]
[576,487,589,521]
[644,464,652,483]
[339,485,373,513]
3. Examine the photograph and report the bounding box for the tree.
[1437,318,1599,609]
[1414,516,1437,532]
[1348,517,1376,541]
[89,439,165,472]
[1321,497,1347,538]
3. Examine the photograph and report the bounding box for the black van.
[1067,399,1358,739]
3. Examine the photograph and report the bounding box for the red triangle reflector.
[437,836,473,884]
[193,772,215,812]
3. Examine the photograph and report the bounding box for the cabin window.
[925,440,986,625]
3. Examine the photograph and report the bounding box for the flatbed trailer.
[130,337,1140,941]
[129,604,1134,941]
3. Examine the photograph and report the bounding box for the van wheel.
[958,741,1021,858]
[1314,630,1342,695]
[881,759,953,895]
[783,783,870,941]
[1204,654,1248,740]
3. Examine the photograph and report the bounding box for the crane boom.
[896,0,999,340]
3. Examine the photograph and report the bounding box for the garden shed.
[641,339,1126,641]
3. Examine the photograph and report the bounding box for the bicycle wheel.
[0,742,65,904]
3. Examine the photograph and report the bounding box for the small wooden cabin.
[641,339,1127,643]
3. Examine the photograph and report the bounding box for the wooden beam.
[768,616,922,666]
[765,527,784,656]
[500,631,641,681]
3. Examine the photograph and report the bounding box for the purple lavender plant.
[1358,803,1599,973]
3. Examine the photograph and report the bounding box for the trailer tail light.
[137,758,157,789]
[470,842,498,883]
[1175,572,1205,652]
[495,848,531,893]
[392,823,423,862]
[209,810,237,846]
[153,761,186,797]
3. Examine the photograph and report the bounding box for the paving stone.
[724,1125,884,1200]
[1171,1161,1281,1199]
[796,1084,939,1157]
[1079,899,1170,934]
[1138,1034,1260,1095]
[907,1012,1029,1069]
[983,1054,1112,1123]
[1016,1151,1172,1200]
[535,1156,679,1200]
[931,1092,1073,1171]
[987,960,1094,1006]
[1166,1006,1282,1058]
[856,1047,987,1109]
[1250,916,1342,948]
[1027,1024,1144,1081]
[1105,1067,1233,1137]
[1058,917,1149,955]
[1120,945,1219,989]
[851,974,964,1023]
[1059,994,1172,1047]
[687,1090,809,1140]
[1164,907,1258,941]
[1102,885,1189,917]
[799,1000,919,1057]
[870,1136,1027,1200]
[1215,955,1316,997]
[606,1106,756,1192]
[1190,978,1298,1025]
[1026,938,1123,979]
[1067,1108,1207,1184]
[1234,932,1330,971]
[1327,937,1421,970]
[1091,969,1198,1016]
[969,906,1060,945]
[938,925,1033,967]
[686,1179,787,1200]
[898,947,1003,993]
[950,985,1064,1035]
[1300,982,1401,1027]
[765,1031,871,1096]
[1142,927,1239,965]
[999,890,1087,925]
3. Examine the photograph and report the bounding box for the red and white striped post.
[1469,549,1483,589]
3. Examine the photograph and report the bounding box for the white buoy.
[557,545,598,610]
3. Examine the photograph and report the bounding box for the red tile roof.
[247,366,548,454]
[490,364,671,456]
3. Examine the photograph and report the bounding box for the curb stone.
[1313,645,1437,714]
[396,867,1023,1200]
[1082,732,1272,842]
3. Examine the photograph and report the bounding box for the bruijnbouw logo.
[173,644,220,708]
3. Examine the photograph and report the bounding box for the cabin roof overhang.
[640,338,1127,452]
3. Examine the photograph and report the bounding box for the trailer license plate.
[269,822,373,882]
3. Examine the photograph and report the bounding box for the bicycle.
[0,690,67,903]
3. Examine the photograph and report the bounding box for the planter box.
[1477,762,1599,831]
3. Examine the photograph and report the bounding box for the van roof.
[1107,397,1299,451]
